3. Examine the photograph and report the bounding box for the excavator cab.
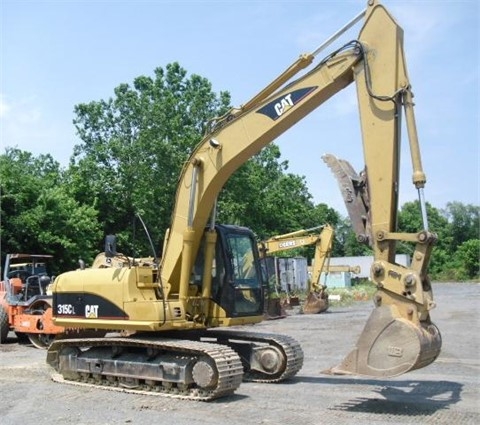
[195,225,265,318]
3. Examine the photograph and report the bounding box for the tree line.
[1,63,478,281]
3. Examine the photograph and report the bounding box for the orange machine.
[0,253,65,348]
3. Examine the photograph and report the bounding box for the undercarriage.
[46,329,304,401]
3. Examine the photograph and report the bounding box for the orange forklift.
[0,253,64,348]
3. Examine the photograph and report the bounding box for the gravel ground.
[0,282,478,425]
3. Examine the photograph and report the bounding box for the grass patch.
[327,280,377,306]
[277,280,377,308]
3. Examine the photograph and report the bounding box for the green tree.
[69,62,345,260]
[439,202,480,280]
[0,148,101,272]
[69,62,231,254]
[442,202,480,248]
[453,239,480,279]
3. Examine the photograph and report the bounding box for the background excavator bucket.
[265,298,287,320]
[325,303,442,377]
[303,289,328,315]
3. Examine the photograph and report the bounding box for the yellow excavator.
[46,0,442,401]
[258,224,334,315]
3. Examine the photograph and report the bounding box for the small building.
[262,256,309,293]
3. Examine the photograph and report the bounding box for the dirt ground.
[0,282,478,425]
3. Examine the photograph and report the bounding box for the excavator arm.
[259,226,327,256]
[160,0,441,377]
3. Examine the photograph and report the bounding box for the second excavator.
[258,224,335,315]
[46,0,442,401]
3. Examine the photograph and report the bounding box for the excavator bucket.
[303,290,328,315]
[325,303,442,377]
[265,298,287,320]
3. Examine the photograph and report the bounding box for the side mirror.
[105,235,117,258]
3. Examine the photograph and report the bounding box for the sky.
[1,0,479,217]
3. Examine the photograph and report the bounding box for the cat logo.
[85,304,99,318]
[274,93,294,117]
[256,86,317,121]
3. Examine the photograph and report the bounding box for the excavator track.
[200,329,304,382]
[46,337,244,401]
